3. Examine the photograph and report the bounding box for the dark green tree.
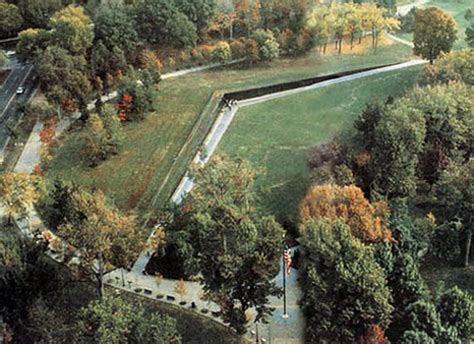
[400,330,435,343]
[17,0,62,29]
[436,286,473,340]
[300,219,393,342]
[0,1,23,38]
[133,0,197,48]
[370,99,426,198]
[432,159,474,266]
[174,155,284,336]
[76,295,180,343]
[174,0,216,33]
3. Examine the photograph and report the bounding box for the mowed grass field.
[218,66,423,222]
[47,36,414,217]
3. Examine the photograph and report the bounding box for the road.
[0,54,37,162]
[397,0,429,15]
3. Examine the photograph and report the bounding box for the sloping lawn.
[47,36,414,218]
[218,66,422,222]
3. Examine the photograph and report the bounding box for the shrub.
[430,221,461,264]
[436,286,473,340]
[251,29,280,61]
[199,44,214,60]
[211,41,231,62]
[230,39,245,59]
[244,38,259,64]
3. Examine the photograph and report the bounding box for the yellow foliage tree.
[299,184,391,242]
[0,172,39,222]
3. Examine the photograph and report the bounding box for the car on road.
[16,86,25,94]
[6,50,15,56]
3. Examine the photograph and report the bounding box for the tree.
[93,6,138,58]
[49,5,94,56]
[370,100,426,198]
[116,72,155,121]
[100,104,123,155]
[54,188,145,298]
[77,296,179,343]
[0,225,23,282]
[0,1,23,38]
[362,4,399,53]
[251,29,280,61]
[408,83,473,184]
[172,155,284,336]
[414,7,457,64]
[16,28,52,64]
[402,301,443,340]
[432,159,474,266]
[211,41,231,62]
[299,184,391,242]
[436,286,473,340]
[300,219,393,342]
[17,0,62,29]
[421,49,474,86]
[133,0,197,48]
[0,173,39,223]
[175,0,217,34]
[82,113,108,166]
[39,45,92,115]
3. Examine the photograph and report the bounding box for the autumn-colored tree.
[0,173,39,223]
[421,49,474,86]
[299,184,391,242]
[55,189,145,298]
[39,119,57,147]
[414,7,457,64]
[49,5,93,56]
[359,325,390,344]
[116,93,133,122]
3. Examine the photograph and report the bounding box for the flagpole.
[282,246,288,319]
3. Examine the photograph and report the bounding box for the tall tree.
[414,7,457,64]
[432,159,473,267]
[0,1,23,38]
[300,219,393,342]
[39,45,92,114]
[76,296,180,343]
[17,0,63,29]
[54,188,145,298]
[133,0,197,48]
[370,100,426,198]
[300,184,391,242]
[173,155,284,336]
[49,5,94,56]
[174,0,217,34]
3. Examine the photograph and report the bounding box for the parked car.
[16,86,25,94]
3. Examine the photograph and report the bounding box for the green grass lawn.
[218,66,422,223]
[47,37,415,218]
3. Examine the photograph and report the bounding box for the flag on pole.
[283,249,292,276]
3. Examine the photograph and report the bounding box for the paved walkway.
[108,246,303,343]
[397,0,429,16]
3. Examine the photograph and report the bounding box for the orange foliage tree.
[299,184,391,242]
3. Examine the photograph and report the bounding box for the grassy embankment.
[218,65,422,222]
[47,36,415,218]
